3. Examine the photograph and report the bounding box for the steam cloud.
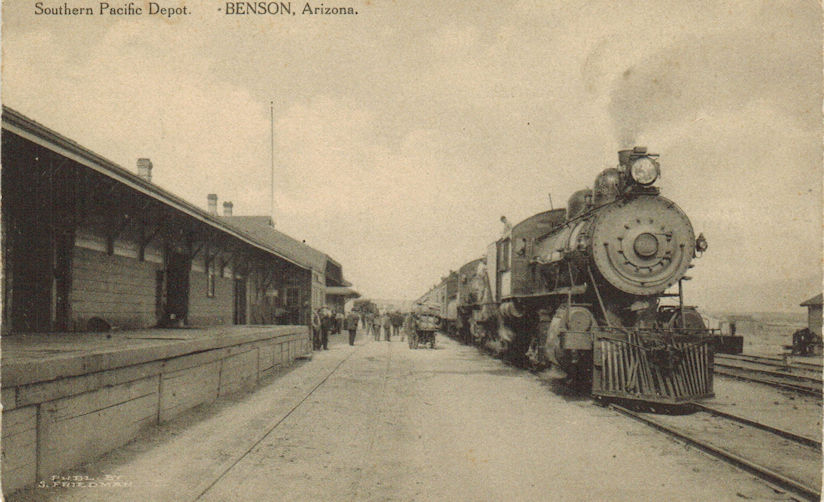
[608,31,820,147]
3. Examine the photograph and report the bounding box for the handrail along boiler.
[461,147,714,405]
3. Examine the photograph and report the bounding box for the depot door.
[233,278,247,325]
[165,251,190,324]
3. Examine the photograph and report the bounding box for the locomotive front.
[528,147,714,406]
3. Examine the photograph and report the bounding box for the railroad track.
[714,354,822,398]
[611,403,822,501]
[717,353,823,373]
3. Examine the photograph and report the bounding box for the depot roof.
[801,293,823,307]
[2,105,309,270]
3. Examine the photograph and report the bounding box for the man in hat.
[312,308,322,350]
[320,307,334,350]
[391,311,403,338]
[382,312,393,341]
[371,313,381,341]
[345,310,360,346]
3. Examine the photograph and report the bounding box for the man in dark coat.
[320,308,334,350]
[345,311,359,346]
[382,313,392,341]
[391,311,403,338]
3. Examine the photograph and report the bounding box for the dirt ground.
[710,377,822,442]
[11,330,804,502]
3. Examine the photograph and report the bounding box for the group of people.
[312,307,359,350]
[312,308,415,349]
[360,311,407,342]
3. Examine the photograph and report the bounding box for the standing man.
[402,312,414,342]
[371,313,381,341]
[312,308,322,350]
[345,310,359,346]
[391,311,403,338]
[320,308,333,350]
[382,312,392,342]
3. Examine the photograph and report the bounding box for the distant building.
[222,215,359,317]
[371,299,415,313]
[800,293,822,337]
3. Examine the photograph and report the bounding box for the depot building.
[1,106,358,334]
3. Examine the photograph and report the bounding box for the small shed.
[800,293,822,337]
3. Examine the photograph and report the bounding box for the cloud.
[2,0,820,307]
[608,29,820,145]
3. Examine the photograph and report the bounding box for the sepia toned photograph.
[1,1,821,500]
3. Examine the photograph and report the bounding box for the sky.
[3,0,821,312]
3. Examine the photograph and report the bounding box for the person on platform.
[371,313,381,341]
[401,312,414,342]
[345,310,359,346]
[382,312,392,341]
[311,308,322,350]
[335,310,344,334]
[320,308,334,350]
[391,311,403,338]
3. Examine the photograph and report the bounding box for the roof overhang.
[325,286,360,299]
[800,293,823,307]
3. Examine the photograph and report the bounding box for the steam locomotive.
[417,147,727,406]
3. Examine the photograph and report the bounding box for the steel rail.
[689,402,821,449]
[714,368,822,398]
[610,404,821,502]
[193,345,362,501]
[714,361,822,384]
[716,353,823,371]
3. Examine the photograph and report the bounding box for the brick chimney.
[207,194,218,215]
[223,201,233,216]
[137,158,153,182]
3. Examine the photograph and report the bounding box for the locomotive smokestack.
[618,149,633,168]
[618,146,648,168]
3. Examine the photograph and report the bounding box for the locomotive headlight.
[630,157,660,185]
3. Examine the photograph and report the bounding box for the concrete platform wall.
[1,328,311,494]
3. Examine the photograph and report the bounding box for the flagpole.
[270,100,274,224]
